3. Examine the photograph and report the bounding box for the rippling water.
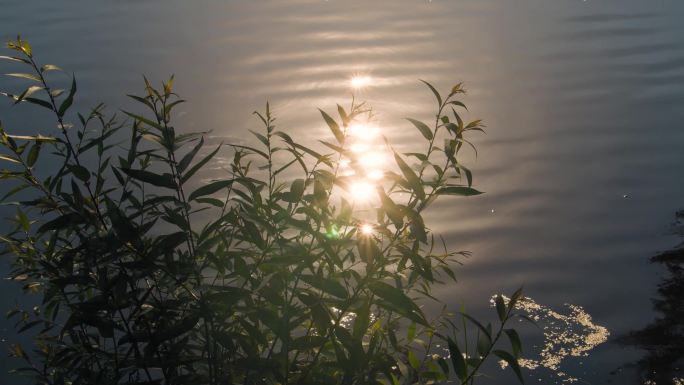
[2,0,684,383]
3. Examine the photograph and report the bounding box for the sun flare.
[349,180,375,202]
[360,223,374,236]
[350,75,372,89]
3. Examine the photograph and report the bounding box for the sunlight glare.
[348,123,379,139]
[350,143,370,153]
[360,223,374,236]
[359,152,386,169]
[350,75,372,89]
[349,180,375,202]
[367,169,384,180]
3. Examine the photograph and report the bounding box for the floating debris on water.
[491,295,609,384]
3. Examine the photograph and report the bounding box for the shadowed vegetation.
[616,210,684,385]
[0,37,530,385]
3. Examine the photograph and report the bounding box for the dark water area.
[1,0,684,383]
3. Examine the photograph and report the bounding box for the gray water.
[2,1,684,384]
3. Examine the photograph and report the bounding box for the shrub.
[0,36,527,385]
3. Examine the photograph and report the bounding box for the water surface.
[2,1,684,383]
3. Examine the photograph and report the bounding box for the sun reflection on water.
[340,74,390,205]
[348,180,375,203]
[350,75,372,90]
[341,121,389,204]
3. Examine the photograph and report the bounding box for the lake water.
[2,0,684,384]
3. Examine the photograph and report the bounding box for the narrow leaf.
[394,152,424,200]
[436,186,482,196]
[420,79,442,108]
[188,179,233,201]
[57,75,76,117]
[5,73,41,82]
[494,350,524,383]
[319,109,344,144]
[121,168,176,189]
[406,118,433,140]
[181,144,221,183]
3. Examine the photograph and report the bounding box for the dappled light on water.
[493,295,610,384]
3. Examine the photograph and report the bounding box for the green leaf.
[337,104,349,126]
[447,337,467,380]
[121,110,163,131]
[23,97,53,110]
[448,100,467,109]
[26,142,41,167]
[436,186,482,196]
[5,134,57,142]
[289,178,305,202]
[15,208,30,232]
[67,164,90,182]
[505,329,523,358]
[319,140,345,154]
[300,274,347,299]
[105,198,140,245]
[495,295,507,322]
[291,336,327,351]
[121,168,176,189]
[461,165,473,187]
[37,213,82,234]
[393,152,424,200]
[0,155,21,164]
[352,300,370,339]
[368,281,426,325]
[406,118,433,140]
[494,350,524,383]
[188,179,233,201]
[195,197,224,207]
[5,73,41,82]
[477,327,492,356]
[1,184,30,200]
[319,108,344,144]
[508,287,524,312]
[461,313,491,340]
[407,321,416,341]
[13,85,44,104]
[313,179,327,205]
[408,350,420,370]
[420,79,442,108]
[40,64,62,73]
[57,75,76,117]
[181,144,221,183]
[157,231,187,251]
[0,55,29,64]
[404,207,427,244]
[378,188,403,228]
[178,137,203,172]
[153,314,200,343]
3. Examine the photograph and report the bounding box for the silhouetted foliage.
[617,210,684,384]
[0,37,528,385]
